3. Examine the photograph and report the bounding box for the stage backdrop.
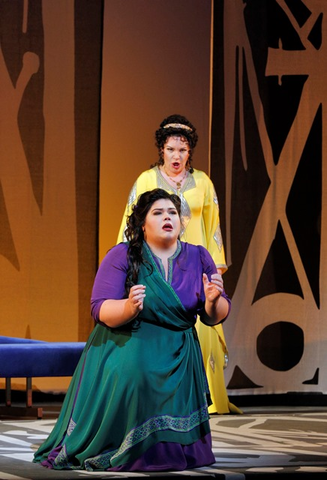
[1,0,326,399]
[0,0,102,391]
[99,0,212,261]
[211,0,327,396]
[0,0,213,393]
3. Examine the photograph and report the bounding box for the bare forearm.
[202,272,229,325]
[98,284,146,328]
[99,299,138,327]
[203,295,230,326]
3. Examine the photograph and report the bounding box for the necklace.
[163,166,187,190]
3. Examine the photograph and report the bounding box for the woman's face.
[143,199,181,247]
[162,136,190,175]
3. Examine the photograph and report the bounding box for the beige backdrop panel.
[217,0,327,395]
[0,1,101,393]
[99,0,212,260]
[0,2,77,392]
[0,2,78,342]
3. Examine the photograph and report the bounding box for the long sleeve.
[90,243,129,322]
[198,172,227,272]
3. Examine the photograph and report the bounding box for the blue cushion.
[0,336,46,344]
[0,342,86,377]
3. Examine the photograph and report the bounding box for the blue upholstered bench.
[0,336,85,418]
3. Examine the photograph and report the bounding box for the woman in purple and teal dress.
[33,188,231,472]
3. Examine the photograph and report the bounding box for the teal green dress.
[33,241,230,471]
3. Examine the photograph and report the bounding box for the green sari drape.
[34,244,211,471]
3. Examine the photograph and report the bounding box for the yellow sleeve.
[202,174,227,272]
[116,169,158,243]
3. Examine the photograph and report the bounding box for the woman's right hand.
[98,285,146,327]
[128,284,146,316]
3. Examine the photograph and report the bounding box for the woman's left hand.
[202,272,223,304]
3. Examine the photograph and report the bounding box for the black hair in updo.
[124,188,181,293]
[152,114,198,173]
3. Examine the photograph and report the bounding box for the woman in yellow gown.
[117,114,241,414]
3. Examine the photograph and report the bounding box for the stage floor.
[0,406,326,479]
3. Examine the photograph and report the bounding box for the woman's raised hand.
[202,272,223,304]
[128,284,146,316]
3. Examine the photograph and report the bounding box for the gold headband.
[163,123,192,132]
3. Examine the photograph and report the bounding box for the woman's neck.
[146,240,177,261]
[146,240,178,281]
[159,165,188,190]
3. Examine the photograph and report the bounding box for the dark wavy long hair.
[152,114,198,173]
[124,188,181,294]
